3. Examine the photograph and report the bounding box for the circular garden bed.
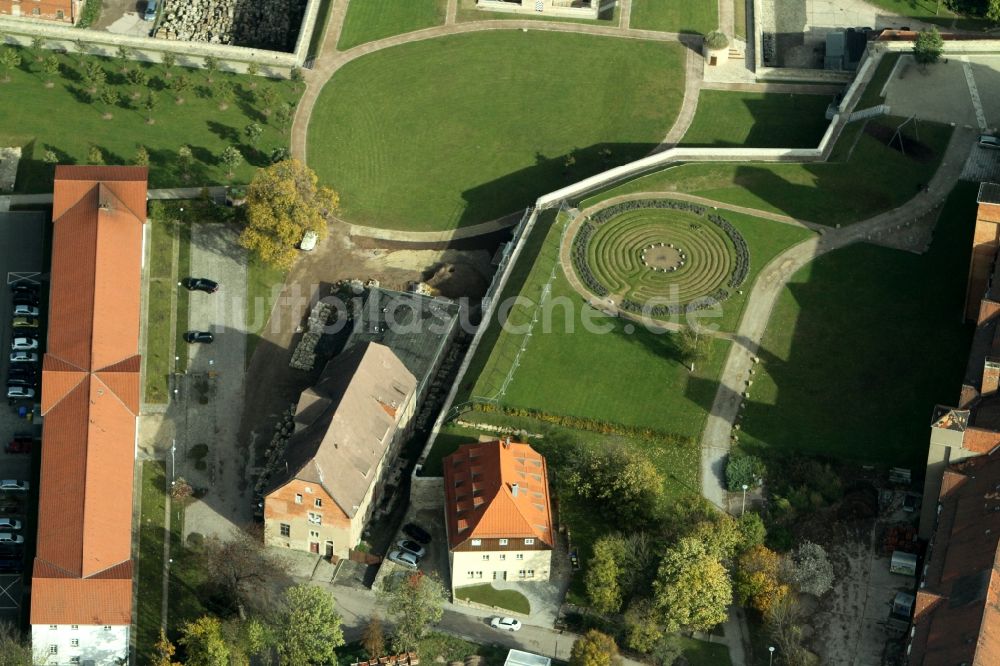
[571,199,750,317]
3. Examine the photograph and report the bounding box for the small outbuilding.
[890,550,918,576]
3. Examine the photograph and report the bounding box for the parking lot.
[0,210,46,625]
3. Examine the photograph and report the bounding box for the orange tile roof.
[33,166,146,627]
[909,452,1000,664]
[442,440,553,549]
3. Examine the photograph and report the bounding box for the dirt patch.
[864,122,935,163]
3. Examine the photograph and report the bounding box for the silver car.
[0,533,24,544]
[0,518,21,530]
[388,550,419,569]
[0,480,29,492]
[9,352,37,364]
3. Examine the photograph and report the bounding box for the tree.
[87,145,104,165]
[216,79,235,110]
[204,526,288,616]
[290,65,303,84]
[41,55,58,87]
[362,615,386,659]
[677,324,711,371]
[913,27,944,68]
[377,571,445,652]
[623,599,662,653]
[650,635,684,666]
[586,534,626,614]
[0,47,22,83]
[99,85,119,118]
[83,60,105,93]
[246,61,260,87]
[220,146,243,178]
[150,629,182,666]
[42,149,58,166]
[705,31,729,50]
[127,66,150,95]
[0,622,33,665]
[171,74,191,103]
[144,90,158,124]
[244,122,263,148]
[786,541,834,597]
[652,537,731,633]
[220,616,272,666]
[161,51,176,77]
[203,55,219,82]
[990,0,1000,23]
[177,145,193,180]
[276,585,345,665]
[240,159,338,268]
[258,85,278,116]
[116,45,132,73]
[725,452,765,491]
[735,545,788,617]
[738,511,767,552]
[179,616,230,666]
[134,145,150,167]
[569,630,622,666]
[565,445,664,525]
[30,37,45,62]
[270,146,291,164]
[274,102,293,129]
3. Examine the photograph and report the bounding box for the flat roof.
[504,650,552,666]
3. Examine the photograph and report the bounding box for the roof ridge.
[52,181,95,223]
[33,557,80,579]
[97,182,145,225]
[90,373,137,416]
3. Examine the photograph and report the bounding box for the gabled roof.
[910,452,1000,664]
[266,342,417,517]
[443,440,553,549]
[32,166,146,627]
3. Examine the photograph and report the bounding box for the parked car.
[979,134,1000,150]
[10,338,38,351]
[12,294,39,307]
[0,480,28,492]
[402,523,431,544]
[0,533,23,545]
[300,230,318,251]
[5,436,33,454]
[143,0,159,21]
[11,317,39,329]
[6,386,34,400]
[184,331,214,344]
[387,550,419,569]
[397,539,426,559]
[10,283,37,295]
[0,559,22,573]
[183,278,219,293]
[490,617,522,632]
[6,377,35,388]
[0,518,21,530]
[8,366,35,378]
[9,351,37,364]
[12,305,38,317]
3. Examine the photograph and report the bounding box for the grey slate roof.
[267,342,417,517]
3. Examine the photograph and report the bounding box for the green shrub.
[705,31,729,50]
[76,0,102,29]
[725,452,766,491]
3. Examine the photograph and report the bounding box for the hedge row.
[571,221,610,297]
[708,213,750,289]
[589,198,707,226]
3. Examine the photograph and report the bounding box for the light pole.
[769,646,775,666]
[170,439,176,487]
[741,483,749,516]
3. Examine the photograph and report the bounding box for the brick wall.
[264,479,352,558]
[0,0,76,23]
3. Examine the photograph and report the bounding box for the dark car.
[6,377,35,388]
[10,283,38,294]
[5,436,33,454]
[183,278,220,293]
[12,294,39,307]
[184,331,214,344]
[8,367,35,380]
[0,558,22,573]
[402,523,431,544]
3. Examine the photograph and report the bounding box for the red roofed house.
[443,439,553,591]
[0,0,81,22]
[907,450,1000,664]
[31,166,147,666]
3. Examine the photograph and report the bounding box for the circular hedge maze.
[571,199,750,317]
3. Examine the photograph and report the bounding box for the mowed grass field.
[586,118,954,227]
[337,0,446,50]
[630,0,718,34]
[680,91,832,148]
[455,0,621,24]
[0,47,300,192]
[308,31,684,231]
[736,183,977,469]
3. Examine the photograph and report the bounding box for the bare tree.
[204,525,288,617]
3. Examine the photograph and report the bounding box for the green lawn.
[308,31,684,230]
[456,0,621,25]
[680,91,832,148]
[145,215,177,404]
[455,583,531,614]
[863,0,990,30]
[337,0,447,50]
[585,117,953,227]
[681,636,733,666]
[630,0,718,34]
[857,52,901,110]
[736,182,977,469]
[734,0,746,39]
[0,48,301,193]
[136,461,167,659]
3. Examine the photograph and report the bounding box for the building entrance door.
[310,542,319,554]
[325,541,334,559]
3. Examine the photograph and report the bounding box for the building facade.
[264,342,417,559]
[0,0,80,22]
[475,0,602,20]
[31,166,147,665]
[444,439,554,591]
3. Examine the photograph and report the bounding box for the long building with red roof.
[31,166,147,666]
[443,439,553,590]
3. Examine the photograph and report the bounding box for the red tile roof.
[909,453,1000,664]
[30,166,146,627]
[442,440,553,549]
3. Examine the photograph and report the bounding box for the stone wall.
[155,0,308,52]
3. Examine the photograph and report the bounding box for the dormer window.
[524,538,535,545]
[471,539,482,547]
[499,539,508,546]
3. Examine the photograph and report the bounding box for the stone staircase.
[848,104,891,123]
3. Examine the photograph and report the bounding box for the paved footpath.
[699,126,976,509]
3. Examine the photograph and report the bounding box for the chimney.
[503,436,511,448]
[984,358,1000,396]
[511,483,519,497]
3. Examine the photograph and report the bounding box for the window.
[280,523,290,537]
[308,512,322,525]
[294,494,303,504]
[49,646,57,655]
[305,486,313,493]
[70,639,79,647]
[499,554,506,561]
[309,530,320,539]
[49,625,57,631]
[314,498,322,508]
[516,554,524,560]
[499,538,508,546]
[475,571,483,579]
[70,659,80,665]
[468,571,475,579]
[56,10,64,19]
[32,7,40,15]
[524,538,535,545]
[527,569,535,578]
[471,539,481,547]
[518,569,526,578]
[104,626,112,631]
[482,554,490,561]
[71,625,78,630]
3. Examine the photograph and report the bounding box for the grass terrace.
[737,183,977,469]
[308,31,684,230]
[680,91,832,148]
[145,213,177,404]
[630,0,718,34]
[863,0,989,30]
[455,0,621,25]
[0,47,301,193]
[337,0,447,50]
[136,462,167,657]
[455,583,532,614]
